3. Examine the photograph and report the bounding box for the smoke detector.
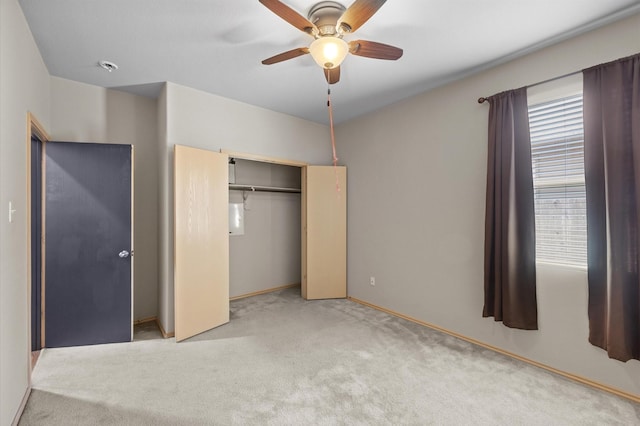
[98,60,118,72]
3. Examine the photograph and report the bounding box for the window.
[528,94,587,267]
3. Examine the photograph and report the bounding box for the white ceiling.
[18,0,640,125]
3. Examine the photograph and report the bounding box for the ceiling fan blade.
[337,0,387,33]
[259,0,318,35]
[262,47,310,65]
[324,66,341,85]
[348,40,403,60]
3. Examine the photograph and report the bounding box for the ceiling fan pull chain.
[327,80,341,194]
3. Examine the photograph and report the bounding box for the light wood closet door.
[174,145,229,342]
[302,166,347,299]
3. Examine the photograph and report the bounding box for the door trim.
[26,112,49,384]
[220,149,309,168]
[130,147,135,340]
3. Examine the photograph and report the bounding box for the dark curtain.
[583,53,640,362]
[483,88,538,330]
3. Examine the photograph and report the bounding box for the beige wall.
[0,0,51,423]
[49,77,159,321]
[336,14,640,396]
[158,82,333,333]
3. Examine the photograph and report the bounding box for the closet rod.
[229,184,301,194]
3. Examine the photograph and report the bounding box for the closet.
[173,146,346,342]
[228,158,302,299]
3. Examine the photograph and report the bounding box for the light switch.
[9,201,16,223]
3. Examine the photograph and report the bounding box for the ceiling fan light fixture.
[309,36,348,69]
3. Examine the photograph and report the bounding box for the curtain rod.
[477,69,581,104]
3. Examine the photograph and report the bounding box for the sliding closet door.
[174,145,229,342]
[302,166,347,299]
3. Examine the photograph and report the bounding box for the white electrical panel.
[229,203,244,236]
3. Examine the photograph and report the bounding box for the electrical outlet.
[370,276,375,286]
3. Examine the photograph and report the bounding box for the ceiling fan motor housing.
[308,1,346,36]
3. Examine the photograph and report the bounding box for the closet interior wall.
[229,159,301,297]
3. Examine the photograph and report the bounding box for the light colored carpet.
[20,287,640,425]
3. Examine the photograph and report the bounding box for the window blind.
[528,94,586,267]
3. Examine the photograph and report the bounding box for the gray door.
[45,142,132,347]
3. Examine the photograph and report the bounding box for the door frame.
[220,150,308,169]
[26,112,49,381]
[26,117,136,357]
[220,149,312,296]
[221,150,347,300]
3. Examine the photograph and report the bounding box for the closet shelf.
[229,184,301,194]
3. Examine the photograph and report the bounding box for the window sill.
[536,260,587,272]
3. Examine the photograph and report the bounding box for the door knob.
[118,250,130,258]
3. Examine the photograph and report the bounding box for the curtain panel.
[483,88,538,330]
[583,53,640,362]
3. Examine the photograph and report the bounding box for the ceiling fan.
[259,0,403,84]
